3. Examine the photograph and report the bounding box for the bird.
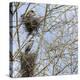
[25,41,33,53]
[20,10,40,77]
[21,10,41,35]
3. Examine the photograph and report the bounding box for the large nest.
[21,10,40,35]
[21,53,37,77]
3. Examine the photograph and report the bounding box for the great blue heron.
[25,41,33,53]
[21,10,41,35]
[20,10,41,77]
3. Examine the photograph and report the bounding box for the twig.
[55,63,71,75]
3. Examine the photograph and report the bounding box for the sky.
[10,2,78,77]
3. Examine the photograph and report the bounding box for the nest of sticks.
[20,53,37,77]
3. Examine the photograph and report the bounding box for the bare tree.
[9,2,78,77]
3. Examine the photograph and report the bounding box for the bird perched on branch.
[21,10,41,35]
[20,10,40,77]
[25,41,33,53]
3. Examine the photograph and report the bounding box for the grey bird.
[21,10,40,35]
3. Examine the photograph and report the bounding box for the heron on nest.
[21,10,41,35]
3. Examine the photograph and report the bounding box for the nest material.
[21,53,37,77]
[22,14,40,35]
